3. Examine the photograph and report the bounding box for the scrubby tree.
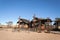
[0,23,2,28]
[6,21,13,28]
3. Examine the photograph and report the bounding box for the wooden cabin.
[16,16,52,32]
[31,17,52,27]
[31,17,52,32]
[17,18,30,29]
[53,18,60,31]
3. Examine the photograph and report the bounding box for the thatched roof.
[17,18,30,24]
[20,19,30,23]
[54,18,60,22]
[32,17,52,22]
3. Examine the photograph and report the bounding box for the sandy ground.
[0,28,60,40]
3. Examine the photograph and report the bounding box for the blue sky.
[0,0,60,24]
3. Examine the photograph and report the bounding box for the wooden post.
[18,16,20,31]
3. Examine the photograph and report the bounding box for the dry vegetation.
[0,27,60,40]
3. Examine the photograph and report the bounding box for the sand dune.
[0,29,60,40]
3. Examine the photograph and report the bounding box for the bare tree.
[6,21,13,28]
[0,23,2,28]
